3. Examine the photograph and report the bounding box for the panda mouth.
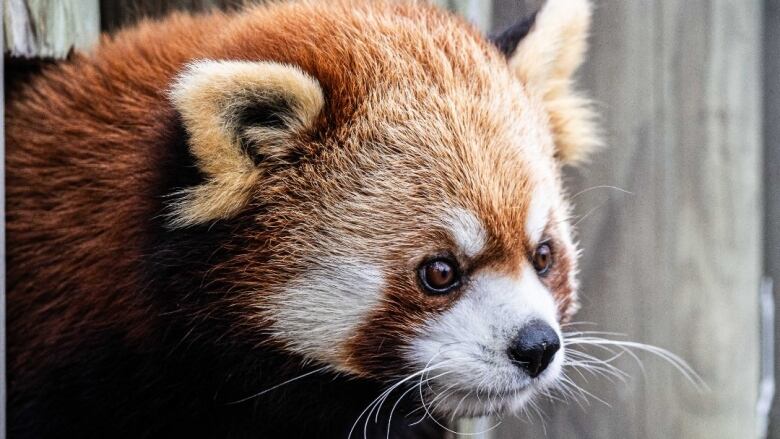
[418,381,538,418]
[442,385,527,401]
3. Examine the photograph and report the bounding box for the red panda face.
[168,0,597,419]
[293,80,581,416]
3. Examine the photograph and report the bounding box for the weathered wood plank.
[4,0,100,58]
[494,0,763,438]
[766,0,780,437]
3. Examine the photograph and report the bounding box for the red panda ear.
[168,60,324,227]
[497,0,601,165]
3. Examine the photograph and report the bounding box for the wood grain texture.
[494,1,763,438]
[766,0,780,437]
[4,0,100,58]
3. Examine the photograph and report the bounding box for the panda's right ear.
[168,60,324,228]
[491,0,600,165]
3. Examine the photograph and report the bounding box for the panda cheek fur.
[264,257,387,373]
[342,270,450,379]
[548,244,579,321]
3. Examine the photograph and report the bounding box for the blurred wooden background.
[496,1,764,438]
[766,0,780,437]
[3,1,774,438]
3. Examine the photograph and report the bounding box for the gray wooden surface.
[766,0,780,437]
[3,0,99,58]
[495,1,764,438]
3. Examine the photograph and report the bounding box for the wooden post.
[766,0,780,437]
[4,0,100,58]
[493,1,763,438]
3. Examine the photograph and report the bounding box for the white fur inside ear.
[509,0,592,86]
[167,60,324,227]
[508,0,601,164]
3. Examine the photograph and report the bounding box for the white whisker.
[347,359,452,439]
[570,185,633,200]
[449,390,473,422]
[228,366,328,404]
[571,201,609,227]
[564,336,707,391]
[558,374,611,407]
[385,371,452,439]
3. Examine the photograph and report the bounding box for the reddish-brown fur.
[6,1,590,437]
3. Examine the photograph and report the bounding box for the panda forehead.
[525,185,552,245]
[442,208,488,258]
[440,192,553,261]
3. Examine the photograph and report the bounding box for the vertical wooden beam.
[766,0,780,437]
[4,0,100,58]
[494,0,763,438]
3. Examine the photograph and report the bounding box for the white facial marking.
[271,257,383,369]
[525,185,551,244]
[442,208,488,258]
[409,265,562,417]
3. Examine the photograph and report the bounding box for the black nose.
[507,320,561,378]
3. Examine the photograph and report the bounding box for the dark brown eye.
[532,243,553,275]
[418,258,461,294]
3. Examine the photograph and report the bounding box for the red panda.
[5,0,599,437]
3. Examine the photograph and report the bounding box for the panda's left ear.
[491,0,601,165]
[168,60,324,227]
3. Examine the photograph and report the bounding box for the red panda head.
[167,0,598,418]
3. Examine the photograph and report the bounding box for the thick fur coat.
[6,1,598,437]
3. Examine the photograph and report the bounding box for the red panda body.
[6,1,599,437]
